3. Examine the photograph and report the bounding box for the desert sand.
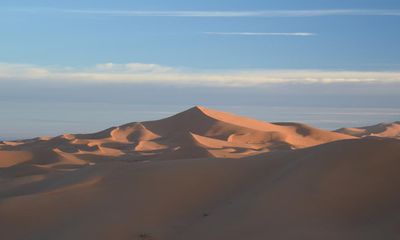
[1,106,399,240]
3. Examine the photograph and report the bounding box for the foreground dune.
[1,138,400,240]
[1,106,399,240]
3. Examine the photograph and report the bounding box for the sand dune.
[336,121,400,139]
[0,106,353,173]
[1,106,399,240]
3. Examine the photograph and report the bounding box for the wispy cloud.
[1,62,400,87]
[204,32,315,36]
[8,8,400,18]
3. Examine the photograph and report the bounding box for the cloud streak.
[9,8,400,18]
[204,32,315,36]
[1,62,400,87]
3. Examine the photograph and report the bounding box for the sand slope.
[336,121,400,139]
[1,138,399,240]
[177,138,400,240]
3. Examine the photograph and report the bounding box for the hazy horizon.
[1,102,400,140]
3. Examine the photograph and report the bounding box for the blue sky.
[1,0,400,70]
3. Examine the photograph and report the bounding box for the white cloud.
[1,62,400,87]
[204,32,315,36]
[95,63,173,72]
[9,8,400,17]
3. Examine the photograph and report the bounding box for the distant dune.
[336,121,400,139]
[1,106,399,240]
